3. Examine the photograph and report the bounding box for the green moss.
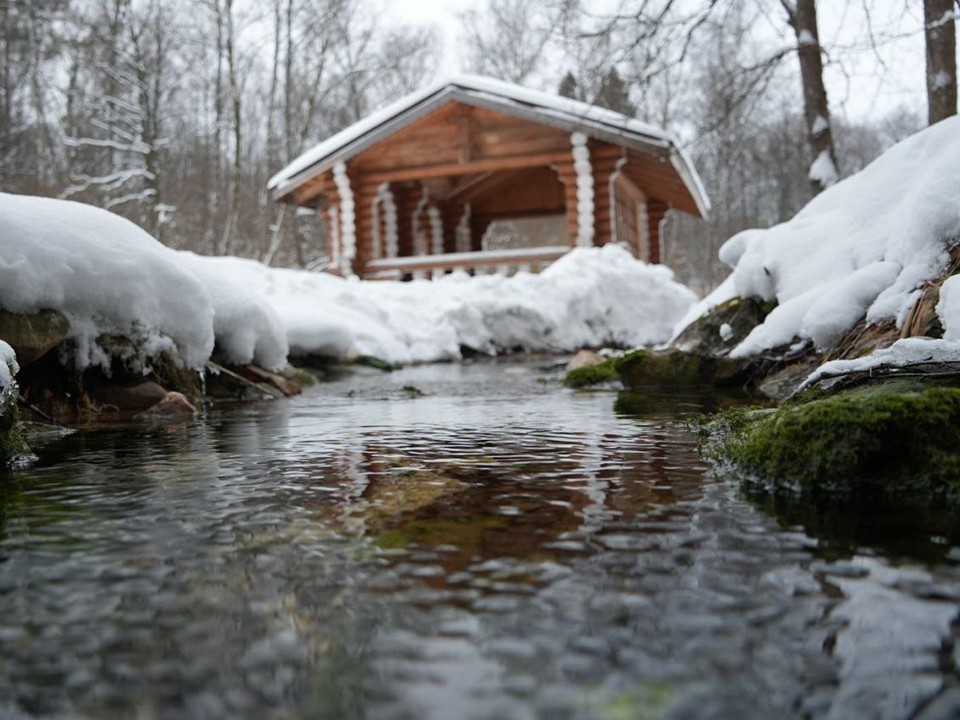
[0,390,29,465]
[618,348,747,389]
[564,358,621,388]
[711,380,960,497]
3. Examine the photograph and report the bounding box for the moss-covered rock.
[709,379,960,499]
[618,348,748,389]
[564,358,620,388]
[564,347,750,390]
[0,309,70,366]
[0,387,28,465]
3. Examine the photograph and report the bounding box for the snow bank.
[0,192,695,374]
[177,253,288,369]
[205,244,697,364]
[690,118,960,359]
[0,193,286,370]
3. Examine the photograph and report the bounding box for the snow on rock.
[806,274,960,386]
[0,340,17,401]
[205,244,697,365]
[695,117,960,360]
[0,193,288,371]
[0,192,216,369]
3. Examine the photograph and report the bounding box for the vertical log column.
[570,132,594,248]
[318,173,341,274]
[439,203,461,255]
[646,199,670,265]
[553,160,579,247]
[393,182,417,259]
[355,181,379,278]
[332,162,356,277]
[590,144,624,246]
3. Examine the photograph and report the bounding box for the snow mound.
[0,193,287,370]
[178,253,289,370]
[696,118,960,359]
[206,244,696,364]
[0,340,17,401]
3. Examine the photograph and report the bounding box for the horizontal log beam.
[365,245,571,275]
[363,151,571,184]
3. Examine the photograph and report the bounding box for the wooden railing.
[364,245,571,280]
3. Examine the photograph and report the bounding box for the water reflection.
[0,359,959,719]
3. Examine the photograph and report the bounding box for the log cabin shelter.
[268,75,709,280]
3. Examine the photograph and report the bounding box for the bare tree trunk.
[782,0,837,194]
[925,0,958,125]
[218,0,242,256]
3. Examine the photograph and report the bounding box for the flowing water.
[2,358,960,720]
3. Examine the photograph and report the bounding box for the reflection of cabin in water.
[268,75,709,280]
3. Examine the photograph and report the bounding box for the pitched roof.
[268,74,710,216]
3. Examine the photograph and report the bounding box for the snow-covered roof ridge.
[267,74,710,215]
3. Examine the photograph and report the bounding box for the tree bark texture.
[924,0,958,124]
[783,0,837,194]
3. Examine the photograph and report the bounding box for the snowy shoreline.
[0,191,696,401]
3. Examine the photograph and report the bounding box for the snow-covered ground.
[203,244,696,365]
[676,116,960,363]
[0,191,696,374]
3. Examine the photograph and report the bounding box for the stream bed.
[1,358,960,719]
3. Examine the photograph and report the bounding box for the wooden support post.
[646,199,670,264]
[471,215,492,252]
[393,183,417,259]
[588,143,623,247]
[355,183,378,278]
[553,160,579,247]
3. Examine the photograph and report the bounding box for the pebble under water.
[1,358,960,720]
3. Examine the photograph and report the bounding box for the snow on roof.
[268,74,710,216]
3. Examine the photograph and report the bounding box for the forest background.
[1,0,957,294]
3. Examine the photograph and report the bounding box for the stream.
[1,358,960,719]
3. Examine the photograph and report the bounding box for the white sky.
[385,0,956,123]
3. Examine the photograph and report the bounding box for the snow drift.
[681,117,960,359]
[201,244,697,364]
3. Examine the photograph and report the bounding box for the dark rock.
[672,296,775,357]
[136,391,196,418]
[89,379,168,411]
[566,349,603,372]
[756,363,816,400]
[0,309,70,365]
[240,365,302,397]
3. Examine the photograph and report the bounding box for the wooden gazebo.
[268,75,709,280]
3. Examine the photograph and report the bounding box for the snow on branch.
[64,136,152,155]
